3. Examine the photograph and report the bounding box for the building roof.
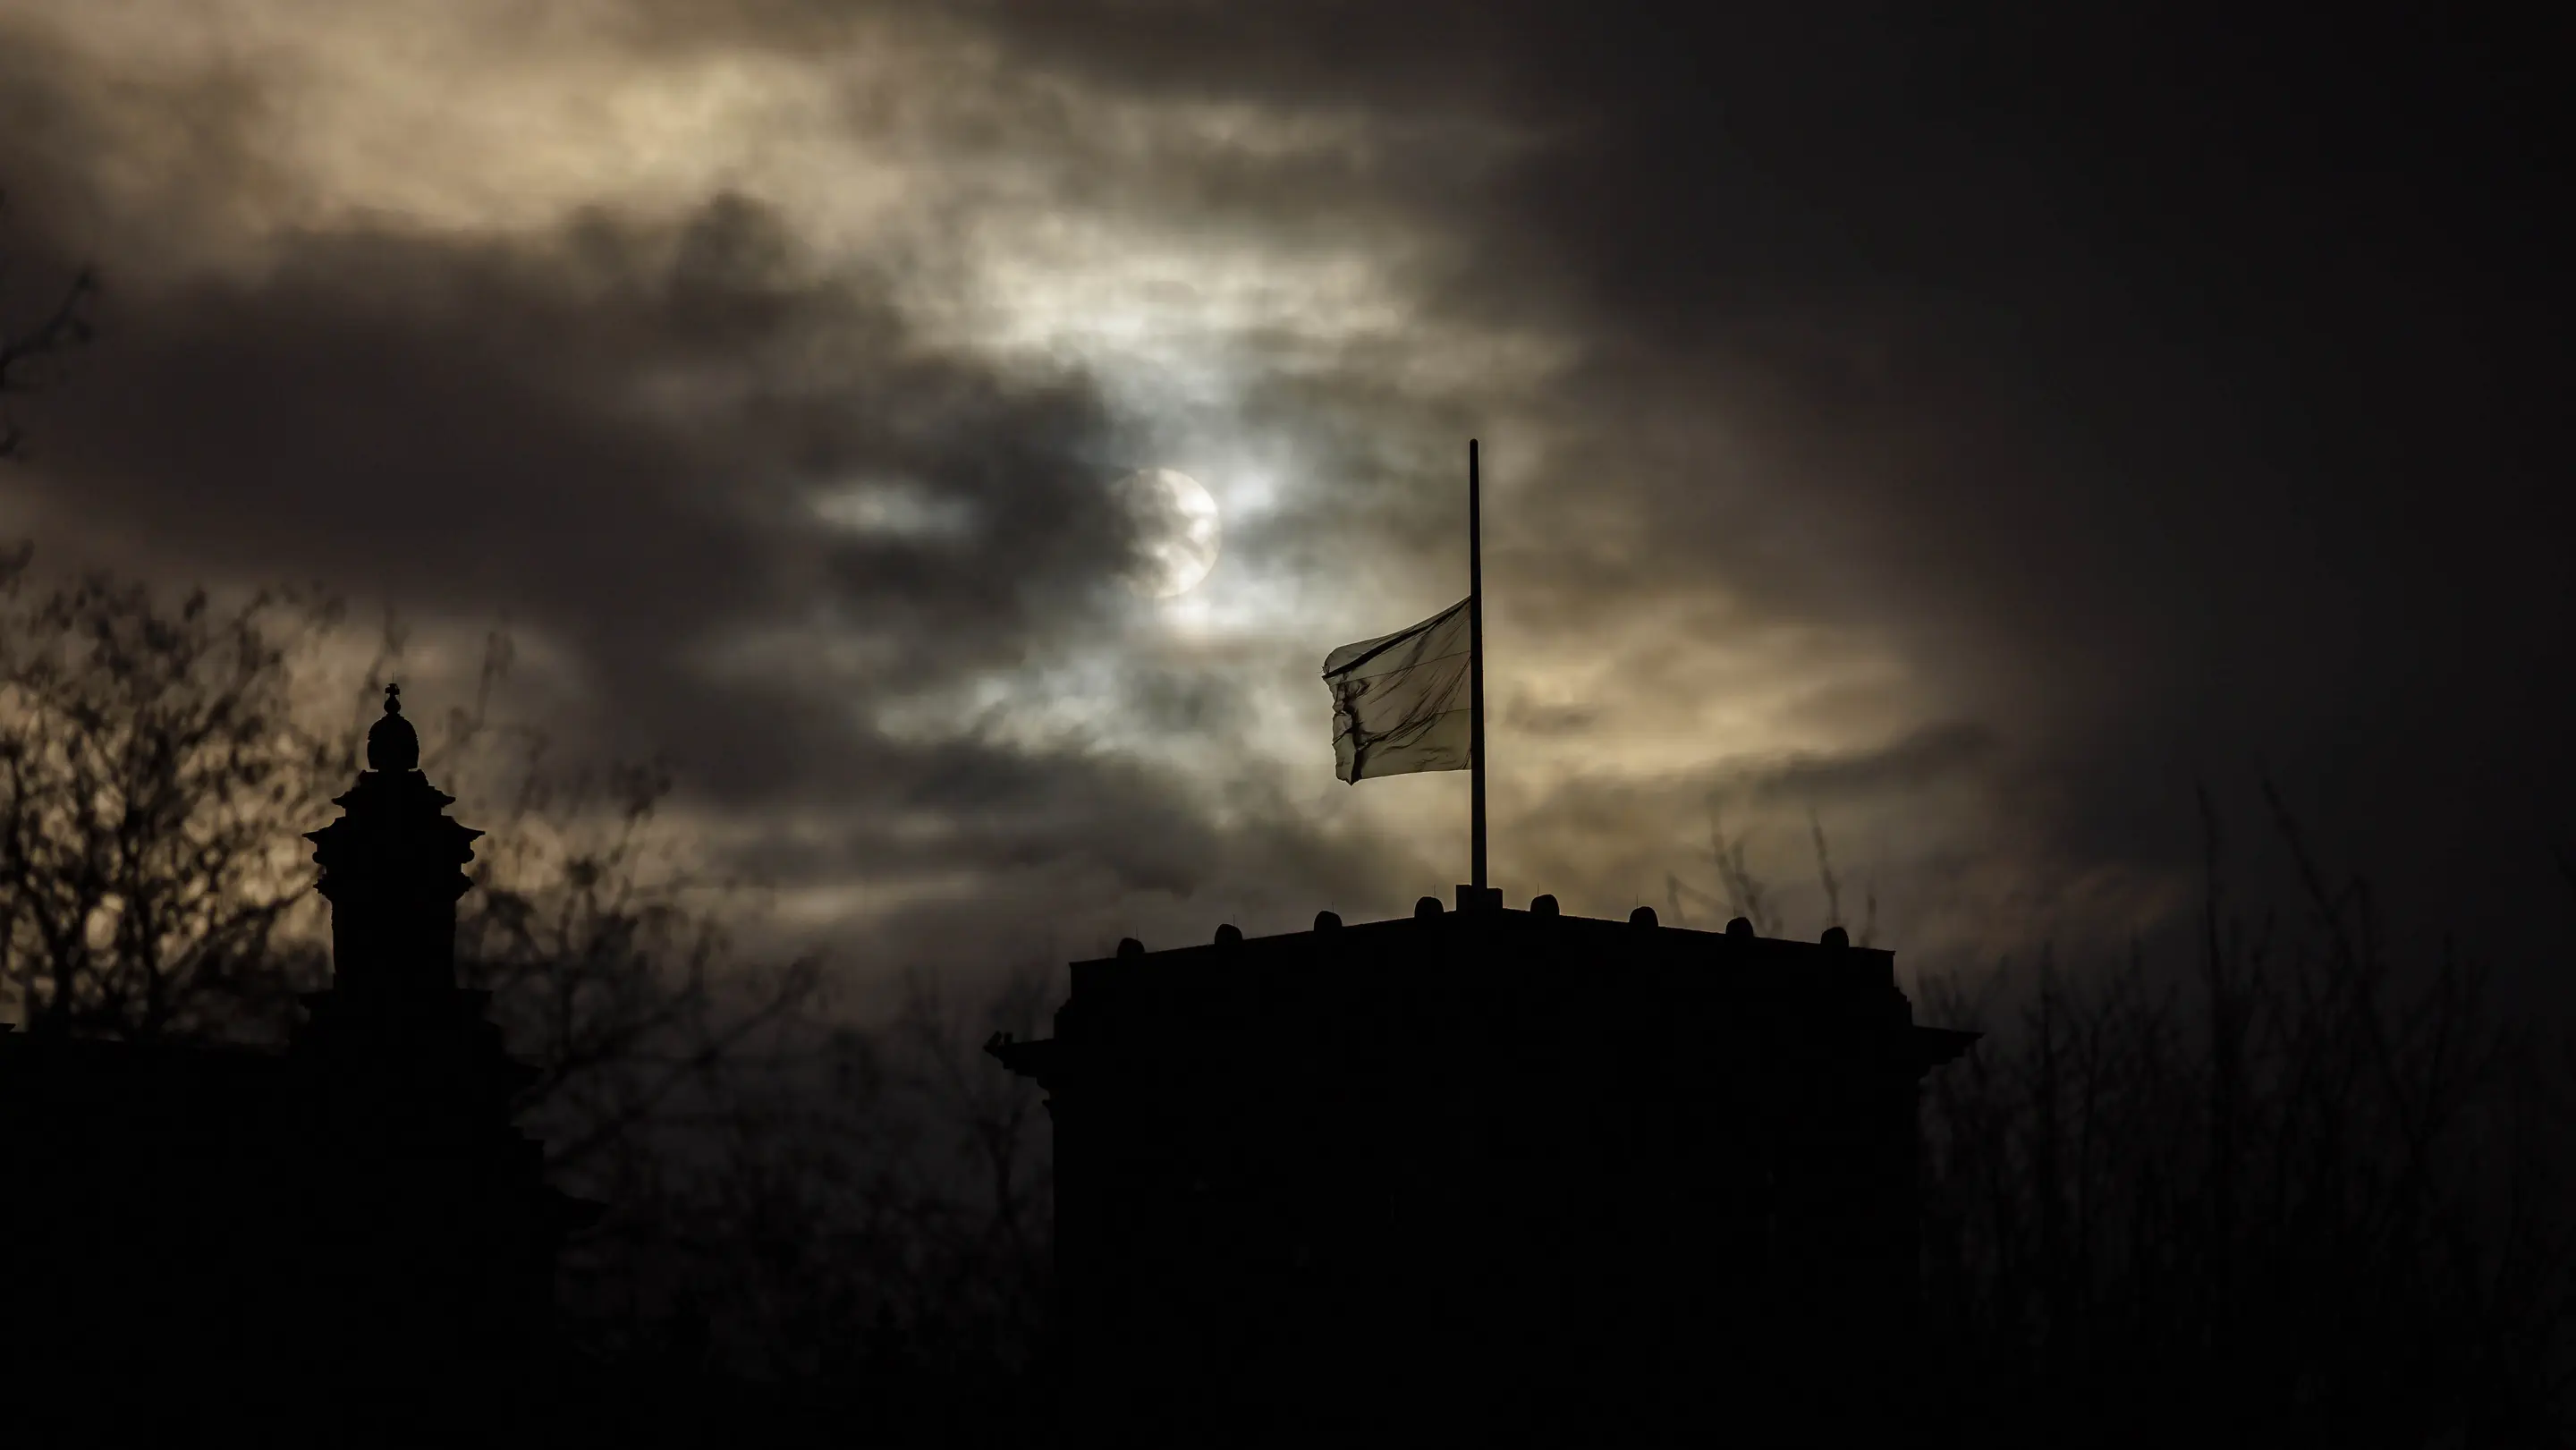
[990,895,1978,1085]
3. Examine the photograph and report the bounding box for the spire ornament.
[306,683,481,996]
[367,682,420,773]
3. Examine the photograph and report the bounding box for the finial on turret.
[367,682,421,773]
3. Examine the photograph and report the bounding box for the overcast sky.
[2,3,2564,995]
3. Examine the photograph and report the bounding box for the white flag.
[1322,598,1473,783]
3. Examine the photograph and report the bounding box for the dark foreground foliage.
[1914,797,2576,1448]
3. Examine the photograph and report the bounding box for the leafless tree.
[545,955,1056,1439]
[1668,797,1811,937]
[0,547,1054,1429]
[442,740,825,1175]
[0,549,823,1158]
[1909,797,2576,1444]
[1707,798,1781,937]
[0,553,343,1037]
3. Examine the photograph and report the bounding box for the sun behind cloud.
[1113,467,1222,598]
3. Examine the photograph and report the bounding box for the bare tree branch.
[0,191,98,462]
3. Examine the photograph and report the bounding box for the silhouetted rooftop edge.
[1069,901,1900,971]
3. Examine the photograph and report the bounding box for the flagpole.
[1469,438,1487,896]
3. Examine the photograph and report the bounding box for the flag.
[1322,598,1473,783]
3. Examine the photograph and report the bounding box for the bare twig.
[1809,809,1843,931]
[0,221,98,459]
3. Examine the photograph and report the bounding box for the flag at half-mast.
[1322,598,1473,784]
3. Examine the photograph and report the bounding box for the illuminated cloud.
[0,1,2561,987]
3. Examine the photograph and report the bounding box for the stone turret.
[298,684,534,1124]
[0,685,597,1431]
[305,684,484,999]
[290,684,589,1405]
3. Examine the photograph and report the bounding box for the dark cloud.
[955,2,2572,959]
[3,1,2568,993]
[1713,723,2000,811]
[0,74,1415,978]
[10,192,1107,740]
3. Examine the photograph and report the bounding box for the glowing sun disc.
[1114,468,1223,598]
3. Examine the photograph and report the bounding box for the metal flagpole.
[1469,438,1487,896]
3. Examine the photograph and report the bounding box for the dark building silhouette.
[0,689,591,1431]
[993,887,1977,1446]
